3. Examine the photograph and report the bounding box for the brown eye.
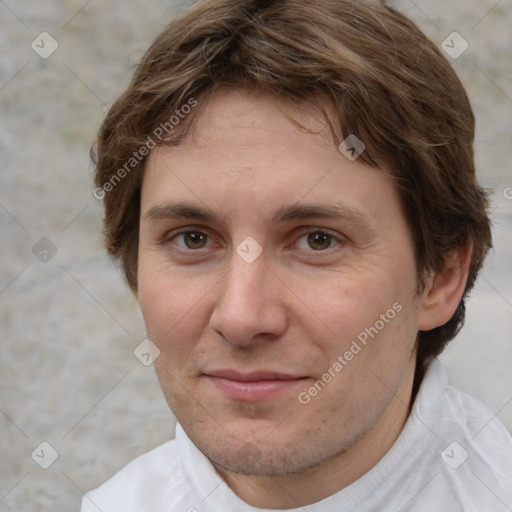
[174,232,210,249]
[306,232,333,250]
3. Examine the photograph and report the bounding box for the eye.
[295,230,339,251]
[172,231,212,250]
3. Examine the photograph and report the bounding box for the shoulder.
[419,360,512,447]
[441,370,512,458]
[81,439,195,512]
[420,361,512,508]
[444,379,512,462]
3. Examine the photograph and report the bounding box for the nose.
[209,254,288,346]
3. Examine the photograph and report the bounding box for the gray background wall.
[1,0,511,510]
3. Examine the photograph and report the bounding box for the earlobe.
[417,240,472,331]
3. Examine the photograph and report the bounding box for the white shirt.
[82,360,512,511]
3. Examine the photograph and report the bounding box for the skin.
[137,90,471,509]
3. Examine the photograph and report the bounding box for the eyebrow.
[143,201,372,228]
[144,202,217,223]
[272,204,372,228]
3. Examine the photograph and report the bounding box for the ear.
[417,240,472,331]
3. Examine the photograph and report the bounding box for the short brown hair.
[92,0,492,377]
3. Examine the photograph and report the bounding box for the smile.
[205,370,308,401]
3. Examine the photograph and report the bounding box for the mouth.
[204,369,308,402]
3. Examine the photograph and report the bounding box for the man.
[83,0,512,510]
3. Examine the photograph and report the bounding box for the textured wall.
[1,0,511,510]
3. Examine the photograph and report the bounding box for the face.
[137,90,423,477]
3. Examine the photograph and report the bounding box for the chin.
[201,437,313,476]
[181,415,347,477]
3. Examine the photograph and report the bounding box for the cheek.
[137,255,218,367]
[305,272,392,339]
[304,265,417,371]
[138,273,172,336]
[138,257,191,339]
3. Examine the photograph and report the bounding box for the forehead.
[183,89,332,149]
[141,90,398,227]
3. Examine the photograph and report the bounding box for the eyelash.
[169,229,216,251]
[291,228,341,252]
[165,226,343,254]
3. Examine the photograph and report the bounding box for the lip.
[205,370,307,401]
